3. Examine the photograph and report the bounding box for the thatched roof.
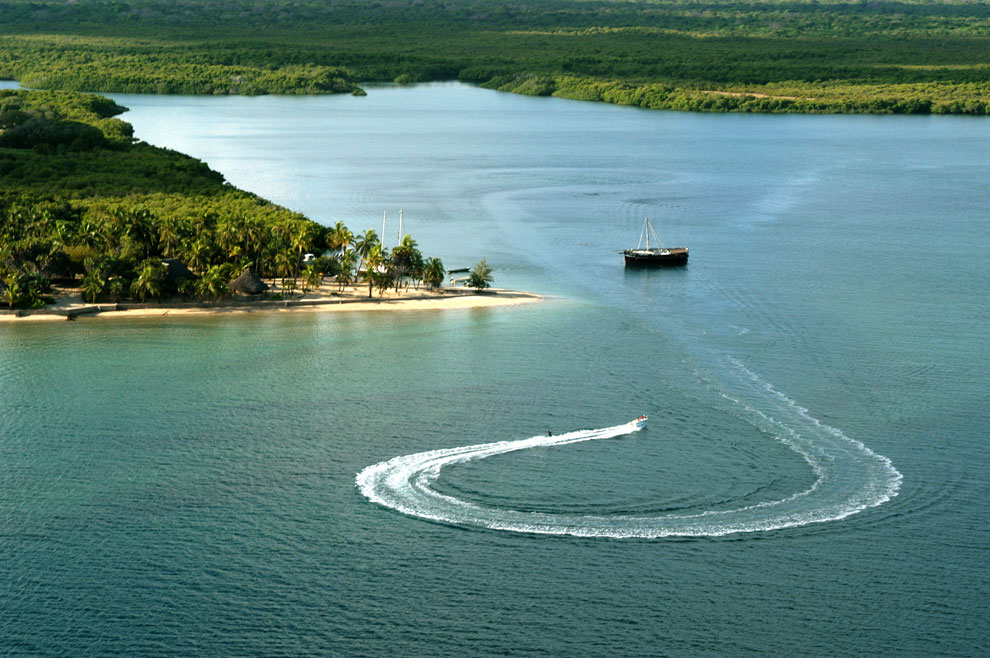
[229,268,269,295]
[162,258,198,282]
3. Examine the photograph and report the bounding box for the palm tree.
[215,218,241,261]
[124,208,155,259]
[270,220,291,250]
[25,207,52,241]
[353,229,379,274]
[363,244,385,298]
[467,259,494,290]
[3,275,23,310]
[290,221,314,275]
[195,265,232,301]
[80,267,107,303]
[183,237,213,274]
[389,234,420,291]
[275,248,296,291]
[158,216,181,258]
[243,219,264,265]
[303,264,322,293]
[408,250,425,289]
[327,221,353,254]
[375,267,394,297]
[103,207,127,252]
[130,260,166,302]
[79,216,109,251]
[337,250,356,292]
[52,219,75,249]
[107,277,127,303]
[194,212,216,237]
[423,257,445,289]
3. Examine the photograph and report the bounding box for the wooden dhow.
[623,217,688,267]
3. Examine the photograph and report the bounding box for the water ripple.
[357,365,902,538]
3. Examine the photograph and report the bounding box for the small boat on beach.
[635,415,648,428]
[623,217,688,267]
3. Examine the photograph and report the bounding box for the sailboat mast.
[645,218,651,250]
[398,209,403,241]
[648,217,663,249]
[382,210,387,249]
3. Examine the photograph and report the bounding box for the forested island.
[0,88,483,312]
[0,0,988,115]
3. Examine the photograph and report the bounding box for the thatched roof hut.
[162,259,198,282]
[229,268,269,295]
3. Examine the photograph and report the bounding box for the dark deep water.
[1,83,987,655]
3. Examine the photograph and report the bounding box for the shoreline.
[0,284,542,323]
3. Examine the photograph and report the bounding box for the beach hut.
[162,258,198,283]
[229,268,269,295]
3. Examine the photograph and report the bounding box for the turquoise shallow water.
[1,83,988,655]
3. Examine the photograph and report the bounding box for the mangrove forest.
[0,0,988,114]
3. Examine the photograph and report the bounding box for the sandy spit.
[0,285,542,323]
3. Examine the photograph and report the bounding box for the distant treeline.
[3,0,990,35]
[485,74,990,115]
[0,0,988,114]
[1,89,444,309]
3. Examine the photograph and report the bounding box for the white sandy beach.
[0,283,542,323]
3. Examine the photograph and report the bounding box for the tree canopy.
[0,0,988,114]
[467,259,494,290]
[0,88,447,308]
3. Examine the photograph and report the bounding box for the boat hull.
[623,248,688,267]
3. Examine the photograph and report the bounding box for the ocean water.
[1,83,988,655]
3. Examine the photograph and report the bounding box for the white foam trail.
[357,382,902,538]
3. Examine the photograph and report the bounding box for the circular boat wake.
[356,363,901,538]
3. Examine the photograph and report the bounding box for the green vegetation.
[0,0,989,114]
[0,88,443,309]
[423,257,446,290]
[467,259,494,290]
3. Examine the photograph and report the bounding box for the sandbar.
[0,283,542,323]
